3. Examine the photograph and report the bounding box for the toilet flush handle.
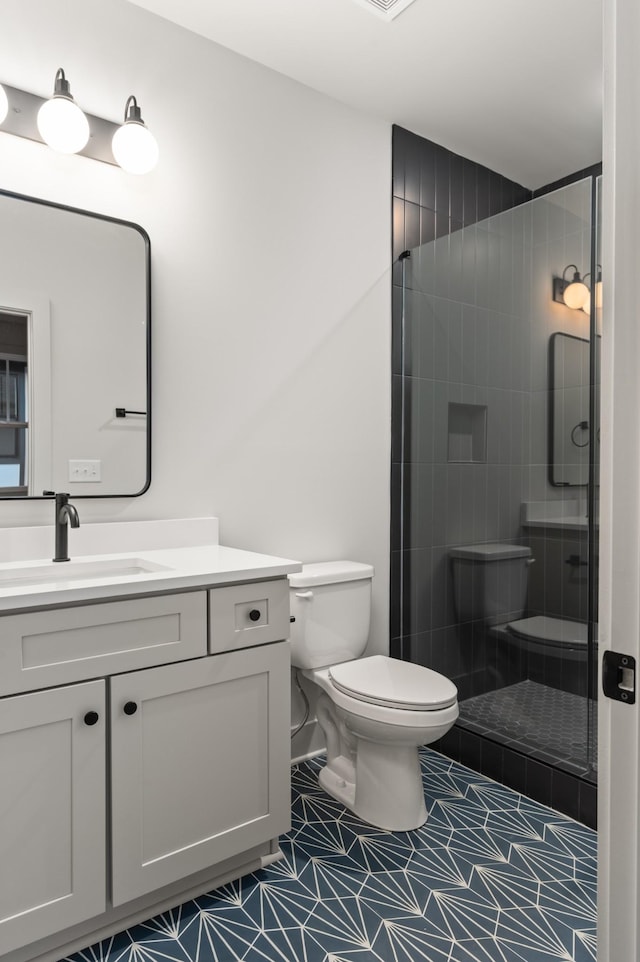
[295,590,314,599]
[526,558,536,566]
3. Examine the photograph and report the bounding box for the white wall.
[0,2,391,659]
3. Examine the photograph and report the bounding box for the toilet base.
[319,742,428,832]
[318,758,356,811]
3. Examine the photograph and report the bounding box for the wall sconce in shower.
[0,70,158,174]
[552,265,590,310]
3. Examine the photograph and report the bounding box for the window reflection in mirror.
[0,312,28,495]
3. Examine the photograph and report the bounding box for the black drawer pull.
[123,701,138,716]
[84,711,99,726]
[249,609,261,622]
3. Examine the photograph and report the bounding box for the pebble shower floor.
[66,749,597,962]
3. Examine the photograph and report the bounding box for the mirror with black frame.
[549,332,591,486]
[0,189,150,498]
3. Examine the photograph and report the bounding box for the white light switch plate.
[69,459,101,482]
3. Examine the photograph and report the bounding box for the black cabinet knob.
[249,609,261,622]
[123,701,138,715]
[84,711,99,726]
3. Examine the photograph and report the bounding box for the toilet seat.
[328,655,458,711]
[506,615,588,649]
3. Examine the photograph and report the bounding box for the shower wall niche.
[391,126,600,827]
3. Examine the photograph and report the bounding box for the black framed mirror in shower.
[549,331,599,487]
[0,188,150,498]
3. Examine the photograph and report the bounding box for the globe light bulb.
[36,69,89,154]
[112,96,158,175]
[563,269,589,310]
[0,84,8,125]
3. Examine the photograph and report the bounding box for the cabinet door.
[0,681,106,956]
[111,642,291,906]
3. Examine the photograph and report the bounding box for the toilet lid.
[506,616,588,648]
[329,655,458,711]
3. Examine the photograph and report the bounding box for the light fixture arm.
[562,264,582,284]
[123,95,144,125]
[52,67,73,100]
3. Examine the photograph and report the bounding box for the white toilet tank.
[450,543,532,626]
[288,561,374,670]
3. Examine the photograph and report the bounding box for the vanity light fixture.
[36,68,90,154]
[111,96,159,175]
[552,264,590,310]
[0,84,8,125]
[0,74,158,173]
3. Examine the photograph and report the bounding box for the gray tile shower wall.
[391,126,532,689]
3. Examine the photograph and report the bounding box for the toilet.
[288,561,458,832]
[449,543,588,659]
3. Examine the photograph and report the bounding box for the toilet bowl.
[289,562,458,831]
[505,615,588,662]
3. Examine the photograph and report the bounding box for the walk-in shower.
[391,126,600,826]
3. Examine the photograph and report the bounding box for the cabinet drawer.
[0,592,207,696]
[209,579,289,653]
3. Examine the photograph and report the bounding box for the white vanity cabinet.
[0,681,106,956]
[0,573,293,962]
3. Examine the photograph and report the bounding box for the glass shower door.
[396,176,599,790]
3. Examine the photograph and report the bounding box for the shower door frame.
[598,0,640,957]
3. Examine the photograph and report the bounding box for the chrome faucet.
[53,492,80,562]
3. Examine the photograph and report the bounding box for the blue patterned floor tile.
[242,925,333,962]
[65,748,596,962]
[509,840,584,884]
[496,904,580,958]
[538,879,598,929]
[300,897,385,955]
[426,887,502,943]
[425,822,515,864]
[471,861,541,910]
[406,843,476,890]
[573,928,598,962]
[372,913,460,961]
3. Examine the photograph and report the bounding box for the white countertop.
[0,543,302,613]
[522,516,589,531]
[520,500,591,532]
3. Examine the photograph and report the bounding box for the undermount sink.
[0,557,171,589]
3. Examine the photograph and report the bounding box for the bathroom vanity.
[0,529,300,962]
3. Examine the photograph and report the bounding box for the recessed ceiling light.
[350,0,419,21]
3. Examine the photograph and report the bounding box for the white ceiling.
[127,0,602,190]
